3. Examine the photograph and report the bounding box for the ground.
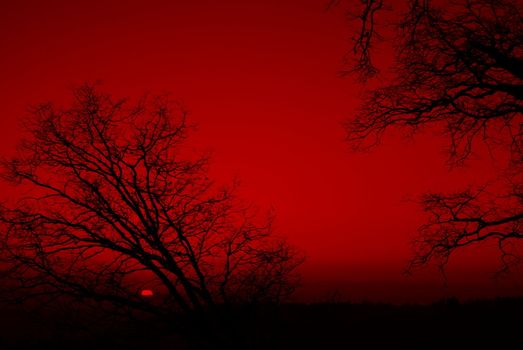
[1,298,522,349]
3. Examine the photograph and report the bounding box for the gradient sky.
[1,0,520,302]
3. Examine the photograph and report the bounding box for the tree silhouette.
[0,85,301,346]
[342,0,523,272]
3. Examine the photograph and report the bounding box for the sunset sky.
[1,0,520,302]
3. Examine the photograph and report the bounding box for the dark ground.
[1,297,522,349]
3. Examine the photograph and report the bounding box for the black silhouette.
[0,84,301,348]
[343,0,523,272]
[3,297,523,349]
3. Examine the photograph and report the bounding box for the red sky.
[1,0,521,302]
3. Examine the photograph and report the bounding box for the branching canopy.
[0,85,301,324]
[343,0,523,272]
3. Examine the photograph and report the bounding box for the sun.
[140,289,154,297]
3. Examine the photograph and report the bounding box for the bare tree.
[411,184,523,274]
[341,0,523,272]
[0,84,301,346]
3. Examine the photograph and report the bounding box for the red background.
[1,0,520,302]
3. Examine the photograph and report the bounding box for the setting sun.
[140,289,154,297]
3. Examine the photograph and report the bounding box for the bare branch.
[0,84,302,344]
